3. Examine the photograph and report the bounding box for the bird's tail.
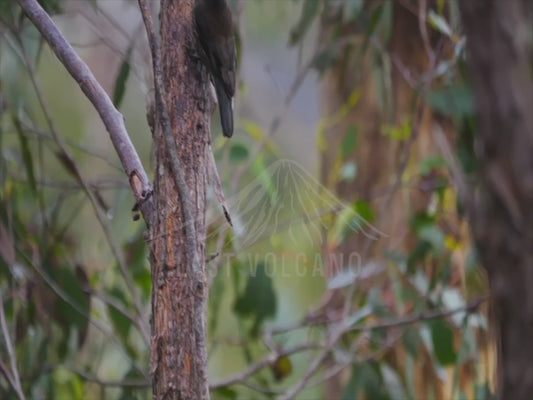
[214,77,233,138]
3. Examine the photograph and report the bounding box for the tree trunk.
[318,1,447,398]
[149,0,211,398]
[459,1,533,398]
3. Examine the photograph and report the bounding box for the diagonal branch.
[209,343,321,390]
[3,31,150,347]
[16,0,154,224]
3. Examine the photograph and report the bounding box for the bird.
[194,0,237,138]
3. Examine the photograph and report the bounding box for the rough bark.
[459,1,533,398]
[149,0,211,398]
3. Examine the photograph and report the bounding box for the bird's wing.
[214,36,236,98]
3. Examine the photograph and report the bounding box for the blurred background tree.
[3,0,531,398]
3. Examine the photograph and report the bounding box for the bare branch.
[70,367,150,388]
[209,343,321,390]
[348,297,487,332]
[16,0,154,224]
[278,329,342,400]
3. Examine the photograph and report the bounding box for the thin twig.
[70,367,150,388]
[0,297,26,400]
[237,380,284,395]
[418,0,435,67]
[0,359,19,396]
[278,328,343,400]
[268,314,342,336]
[349,296,487,333]
[77,5,148,85]
[209,343,321,390]
[9,177,126,191]
[90,290,143,335]
[18,123,124,172]
[231,56,314,192]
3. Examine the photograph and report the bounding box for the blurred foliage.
[0,2,150,398]
[0,0,492,399]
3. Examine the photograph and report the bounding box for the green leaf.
[341,125,358,159]
[12,117,37,193]
[119,368,150,400]
[368,3,385,37]
[233,262,277,337]
[426,85,474,118]
[342,367,360,400]
[209,269,225,335]
[107,287,132,344]
[55,265,90,332]
[37,0,63,14]
[457,117,478,176]
[213,387,238,399]
[113,45,133,109]
[0,0,16,21]
[251,154,278,203]
[419,225,446,256]
[382,364,407,400]
[245,121,264,141]
[229,142,249,162]
[428,10,453,37]
[311,45,342,74]
[407,241,431,272]
[410,212,436,232]
[382,119,411,141]
[345,305,372,327]
[333,202,373,243]
[343,362,389,400]
[403,329,421,357]
[354,200,375,223]
[420,156,446,176]
[430,319,457,365]
[343,0,364,22]
[289,0,320,46]
[271,355,292,381]
[123,232,151,301]
[474,383,496,400]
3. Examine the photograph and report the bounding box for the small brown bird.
[194,0,237,138]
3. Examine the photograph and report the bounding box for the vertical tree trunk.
[149,0,211,398]
[459,1,533,398]
[318,2,442,398]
